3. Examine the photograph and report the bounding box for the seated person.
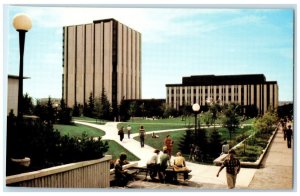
[221,141,230,155]
[158,147,171,182]
[114,153,130,186]
[173,152,190,180]
[146,149,160,180]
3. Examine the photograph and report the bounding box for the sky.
[4,5,294,102]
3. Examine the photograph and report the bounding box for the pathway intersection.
[75,121,258,188]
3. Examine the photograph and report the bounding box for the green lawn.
[53,124,105,138]
[118,117,194,134]
[72,116,108,125]
[104,140,140,162]
[133,130,187,156]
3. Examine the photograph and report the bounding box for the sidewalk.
[75,121,256,188]
[248,126,294,190]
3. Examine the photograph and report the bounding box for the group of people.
[118,124,132,142]
[146,147,190,183]
[280,118,293,148]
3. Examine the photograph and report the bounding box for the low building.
[7,75,29,116]
[166,74,278,115]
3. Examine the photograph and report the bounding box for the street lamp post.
[13,13,32,120]
[192,103,201,132]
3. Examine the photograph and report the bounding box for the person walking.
[118,126,124,142]
[216,149,241,189]
[139,125,145,147]
[164,135,174,157]
[286,125,293,148]
[126,124,132,139]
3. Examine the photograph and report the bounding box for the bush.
[6,116,108,176]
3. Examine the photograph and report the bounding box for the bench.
[164,167,192,183]
[130,166,192,183]
[110,162,138,183]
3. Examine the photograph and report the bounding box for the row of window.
[168,86,245,95]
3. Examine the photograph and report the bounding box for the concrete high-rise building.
[166,74,278,115]
[62,18,142,111]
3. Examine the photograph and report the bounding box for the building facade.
[166,74,278,115]
[63,18,142,111]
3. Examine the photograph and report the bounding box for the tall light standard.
[192,103,201,132]
[13,13,32,119]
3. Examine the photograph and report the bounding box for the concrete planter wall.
[6,155,112,188]
[213,127,278,168]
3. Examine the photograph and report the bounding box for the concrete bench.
[164,167,192,183]
[110,162,138,182]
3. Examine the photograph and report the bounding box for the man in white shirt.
[146,149,160,180]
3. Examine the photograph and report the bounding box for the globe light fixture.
[13,13,32,119]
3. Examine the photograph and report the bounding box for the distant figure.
[118,126,125,142]
[159,147,171,182]
[189,144,195,160]
[286,125,293,148]
[221,141,230,155]
[164,135,174,157]
[146,149,160,180]
[114,153,130,187]
[216,149,241,189]
[152,132,159,138]
[126,124,132,139]
[173,152,189,180]
[139,125,145,147]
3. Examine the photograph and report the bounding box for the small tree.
[208,129,223,159]
[221,103,241,142]
[22,93,34,115]
[178,129,194,154]
[129,101,138,121]
[254,111,278,134]
[57,98,72,124]
[72,102,81,117]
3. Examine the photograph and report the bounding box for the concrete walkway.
[75,121,257,188]
[248,125,294,190]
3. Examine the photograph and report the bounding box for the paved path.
[248,125,294,190]
[75,121,256,188]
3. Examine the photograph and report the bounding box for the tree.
[72,102,81,117]
[208,129,223,159]
[22,93,34,115]
[254,111,278,134]
[84,92,95,118]
[94,90,112,121]
[202,111,213,127]
[129,101,138,121]
[57,98,72,124]
[46,96,55,124]
[178,129,194,154]
[221,103,241,142]
[194,128,209,162]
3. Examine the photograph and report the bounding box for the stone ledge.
[213,128,278,168]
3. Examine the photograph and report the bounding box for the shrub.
[6,116,108,176]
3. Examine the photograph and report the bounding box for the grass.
[118,117,195,134]
[104,140,140,162]
[72,116,108,125]
[133,130,188,156]
[53,124,105,138]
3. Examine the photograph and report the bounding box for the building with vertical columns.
[62,18,142,112]
[166,74,278,115]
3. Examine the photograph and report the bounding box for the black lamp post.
[13,13,32,120]
[192,103,200,132]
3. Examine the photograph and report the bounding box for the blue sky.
[5,6,294,102]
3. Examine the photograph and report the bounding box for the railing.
[6,155,112,188]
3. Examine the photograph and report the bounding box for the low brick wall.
[6,155,112,188]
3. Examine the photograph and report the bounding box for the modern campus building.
[166,74,278,114]
[62,18,142,111]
